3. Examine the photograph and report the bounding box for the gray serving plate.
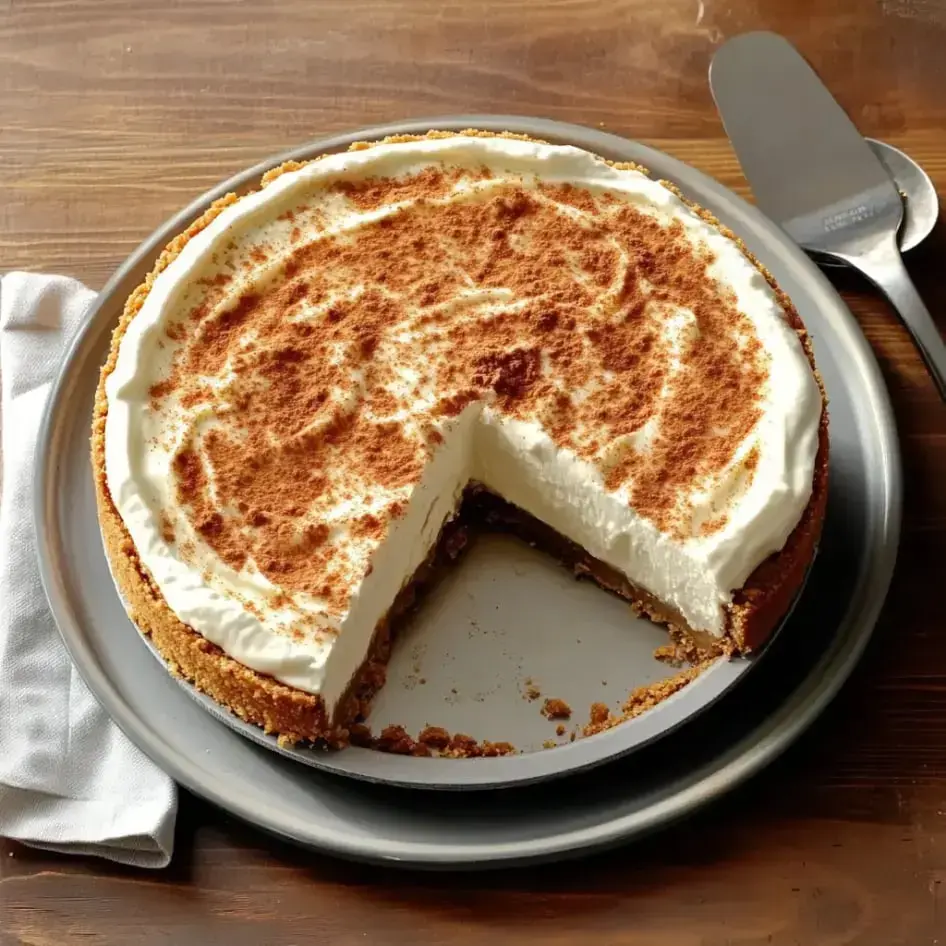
[34,116,900,865]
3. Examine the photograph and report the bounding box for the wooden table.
[2,1,945,942]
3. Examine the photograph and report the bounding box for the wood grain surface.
[2,0,946,943]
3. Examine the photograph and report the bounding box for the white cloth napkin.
[0,272,177,868]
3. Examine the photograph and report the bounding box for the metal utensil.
[710,31,946,399]
[819,139,939,267]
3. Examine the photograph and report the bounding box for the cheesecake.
[92,131,828,746]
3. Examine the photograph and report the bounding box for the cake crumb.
[555,724,566,736]
[589,701,610,726]
[542,697,572,720]
[417,725,450,750]
[542,739,556,749]
[480,741,516,757]
[376,724,414,755]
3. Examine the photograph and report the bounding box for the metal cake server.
[710,31,946,399]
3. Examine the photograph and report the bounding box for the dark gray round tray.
[34,116,900,866]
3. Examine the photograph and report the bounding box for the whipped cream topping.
[104,133,822,708]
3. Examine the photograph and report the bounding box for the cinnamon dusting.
[542,697,572,720]
[151,152,770,627]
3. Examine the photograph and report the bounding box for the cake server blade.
[708,31,900,250]
[709,31,946,399]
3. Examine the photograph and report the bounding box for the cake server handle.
[831,234,946,400]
